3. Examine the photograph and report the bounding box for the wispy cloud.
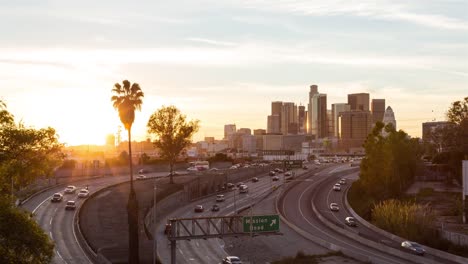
[229,0,468,30]
[186,38,237,47]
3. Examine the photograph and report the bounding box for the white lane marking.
[178,248,185,256]
[297,183,399,264]
[50,217,53,225]
[50,232,53,239]
[56,250,67,264]
[32,194,54,214]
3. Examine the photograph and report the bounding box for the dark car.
[401,241,426,256]
[269,171,276,176]
[211,204,220,212]
[51,193,63,202]
[194,205,204,212]
[345,217,357,227]
[252,177,259,182]
[226,183,235,189]
[164,223,172,235]
[272,176,279,181]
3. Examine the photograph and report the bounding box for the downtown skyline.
[1,1,466,146]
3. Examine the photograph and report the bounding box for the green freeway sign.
[243,215,280,233]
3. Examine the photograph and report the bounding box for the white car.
[339,179,346,185]
[330,203,339,211]
[222,256,242,264]
[64,185,77,194]
[78,189,89,198]
[333,183,341,191]
[65,200,76,210]
[136,175,146,180]
[216,194,225,202]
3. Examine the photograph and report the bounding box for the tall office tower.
[348,93,370,111]
[382,106,397,131]
[308,85,328,138]
[237,128,252,135]
[281,102,298,135]
[267,115,281,134]
[271,101,283,131]
[331,103,351,138]
[339,110,372,150]
[371,99,386,124]
[327,110,333,137]
[307,85,319,134]
[298,105,306,134]
[224,124,236,139]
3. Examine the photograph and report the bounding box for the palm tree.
[111,80,144,264]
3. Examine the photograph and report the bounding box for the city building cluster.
[193,84,397,159]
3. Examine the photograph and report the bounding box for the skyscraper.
[371,99,386,124]
[331,103,350,138]
[281,102,298,135]
[271,101,283,132]
[298,105,306,134]
[267,115,281,134]
[348,93,370,111]
[224,124,236,139]
[307,85,328,138]
[382,106,397,131]
[339,110,372,151]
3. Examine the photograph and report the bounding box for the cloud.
[229,0,468,30]
[186,38,237,47]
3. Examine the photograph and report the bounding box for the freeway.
[279,164,422,264]
[314,171,458,264]
[20,172,171,264]
[155,168,303,264]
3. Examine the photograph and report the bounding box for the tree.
[447,97,468,126]
[111,80,144,264]
[147,106,199,184]
[0,196,54,263]
[0,100,14,126]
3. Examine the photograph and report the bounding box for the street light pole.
[153,184,157,264]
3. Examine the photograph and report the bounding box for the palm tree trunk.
[169,160,174,184]
[127,128,139,263]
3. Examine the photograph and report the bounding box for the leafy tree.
[147,106,199,184]
[0,100,14,125]
[0,196,54,263]
[447,97,468,126]
[111,80,144,264]
[0,124,64,197]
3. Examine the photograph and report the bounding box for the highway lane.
[156,168,305,264]
[280,164,416,264]
[315,172,458,264]
[21,172,171,264]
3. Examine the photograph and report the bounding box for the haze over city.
[1,1,467,146]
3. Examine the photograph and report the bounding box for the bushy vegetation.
[272,251,346,264]
[372,200,435,240]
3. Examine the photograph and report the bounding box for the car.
[252,177,259,182]
[272,176,279,181]
[65,200,76,210]
[236,182,245,187]
[138,169,147,174]
[239,185,249,193]
[216,194,225,202]
[303,165,308,170]
[330,203,339,211]
[64,185,77,194]
[222,256,242,264]
[333,183,341,191]
[194,205,204,212]
[51,193,63,202]
[269,171,276,176]
[211,204,220,212]
[77,189,89,198]
[345,217,357,227]
[339,179,346,185]
[136,175,147,180]
[285,171,292,177]
[226,183,235,189]
[401,241,425,256]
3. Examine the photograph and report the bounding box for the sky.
[0,0,467,146]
